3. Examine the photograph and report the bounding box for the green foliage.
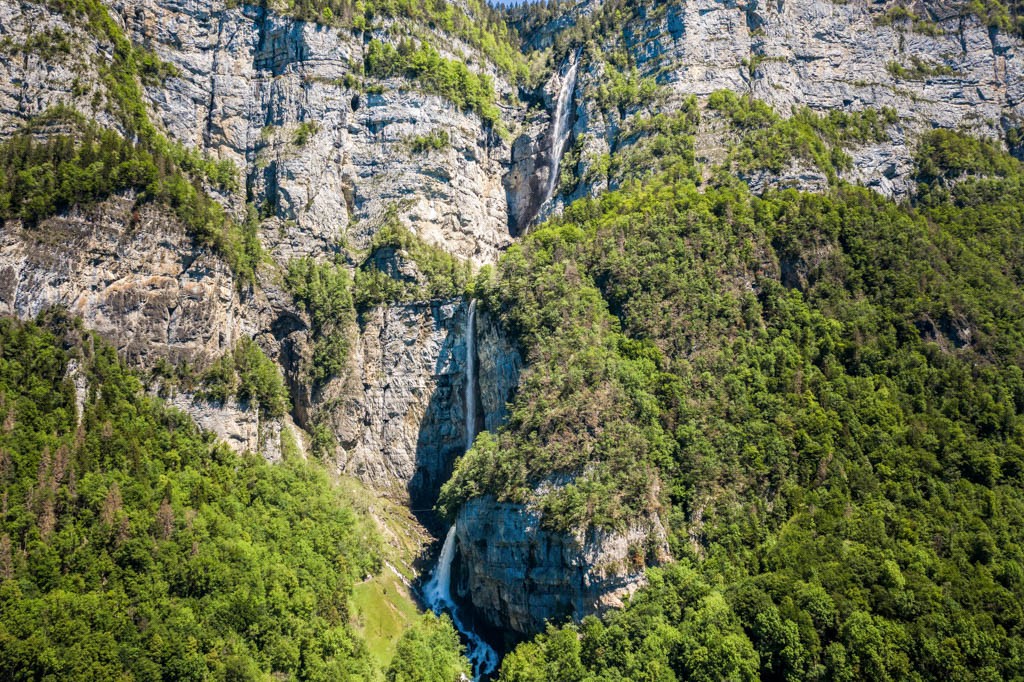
[446,126,1024,679]
[293,120,321,146]
[407,129,450,154]
[353,213,474,309]
[0,313,382,680]
[708,90,896,181]
[285,256,356,385]
[887,56,955,79]
[253,0,527,81]
[915,128,1021,182]
[0,111,261,285]
[594,62,659,115]
[14,0,259,285]
[198,338,290,417]
[873,4,945,35]
[964,0,1024,36]
[385,613,470,682]
[499,566,760,682]
[605,97,702,185]
[558,134,584,195]
[364,39,502,128]
[284,214,472,384]
[8,28,73,59]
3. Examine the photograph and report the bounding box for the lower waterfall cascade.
[422,301,499,679]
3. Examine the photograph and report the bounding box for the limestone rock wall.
[0,194,305,457]
[454,498,670,637]
[538,0,1024,205]
[326,299,472,506]
[112,0,514,265]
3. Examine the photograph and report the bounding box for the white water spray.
[423,301,498,679]
[541,50,581,211]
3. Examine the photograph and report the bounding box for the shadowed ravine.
[422,301,499,679]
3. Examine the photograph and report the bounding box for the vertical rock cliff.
[3,0,1024,650]
[453,498,669,639]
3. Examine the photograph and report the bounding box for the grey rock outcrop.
[0,196,260,366]
[453,498,670,637]
[551,0,1024,202]
[323,300,521,507]
[326,299,472,506]
[0,1,121,136]
[477,308,521,434]
[0,194,303,457]
[113,0,515,265]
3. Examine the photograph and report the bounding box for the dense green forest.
[0,314,468,680]
[5,0,1024,678]
[437,107,1024,678]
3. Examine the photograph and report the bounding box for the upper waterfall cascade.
[540,51,581,212]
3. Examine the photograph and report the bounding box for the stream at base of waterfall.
[422,301,499,679]
[423,525,499,679]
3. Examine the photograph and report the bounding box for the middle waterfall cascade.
[423,301,499,679]
[540,50,581,211]
[464,299,477,452]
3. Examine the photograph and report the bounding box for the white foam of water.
[540,51,581,210]
[423,301,499,679]
[424,526,500,679]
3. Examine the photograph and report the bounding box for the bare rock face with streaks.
[327,299,473,507]
[453,498,670,638]
[555,0,1024,202]
[112,0,515,265]
[0,194,301,454]
[317,300,521,507]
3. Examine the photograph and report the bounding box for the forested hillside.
[0,314,467,680]
[446,108,1024,680]
[3,0,1024,678]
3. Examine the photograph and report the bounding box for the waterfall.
[423,526,499,679]
[465,300,477,452]
[541,50,581,211]
[422,300,498,680]
[423,526,458,611]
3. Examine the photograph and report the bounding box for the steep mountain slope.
[2,0,1024,678]
[0,313,469,680]
[461,137,1024,677]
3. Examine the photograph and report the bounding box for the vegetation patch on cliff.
[253,0,527,81]
[0,110,262,285]
[709,91,897,181]
[284,212,473,385]
[364,38,503,129]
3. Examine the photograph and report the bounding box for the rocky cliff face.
[0,193,308,455]
[4,0,1024,646]
[114,0,515,265]
[513,0,1024,207]
[325,299,471,506]
[301,299,521,508]
[453,498,669,638]
[476,308,521,434]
